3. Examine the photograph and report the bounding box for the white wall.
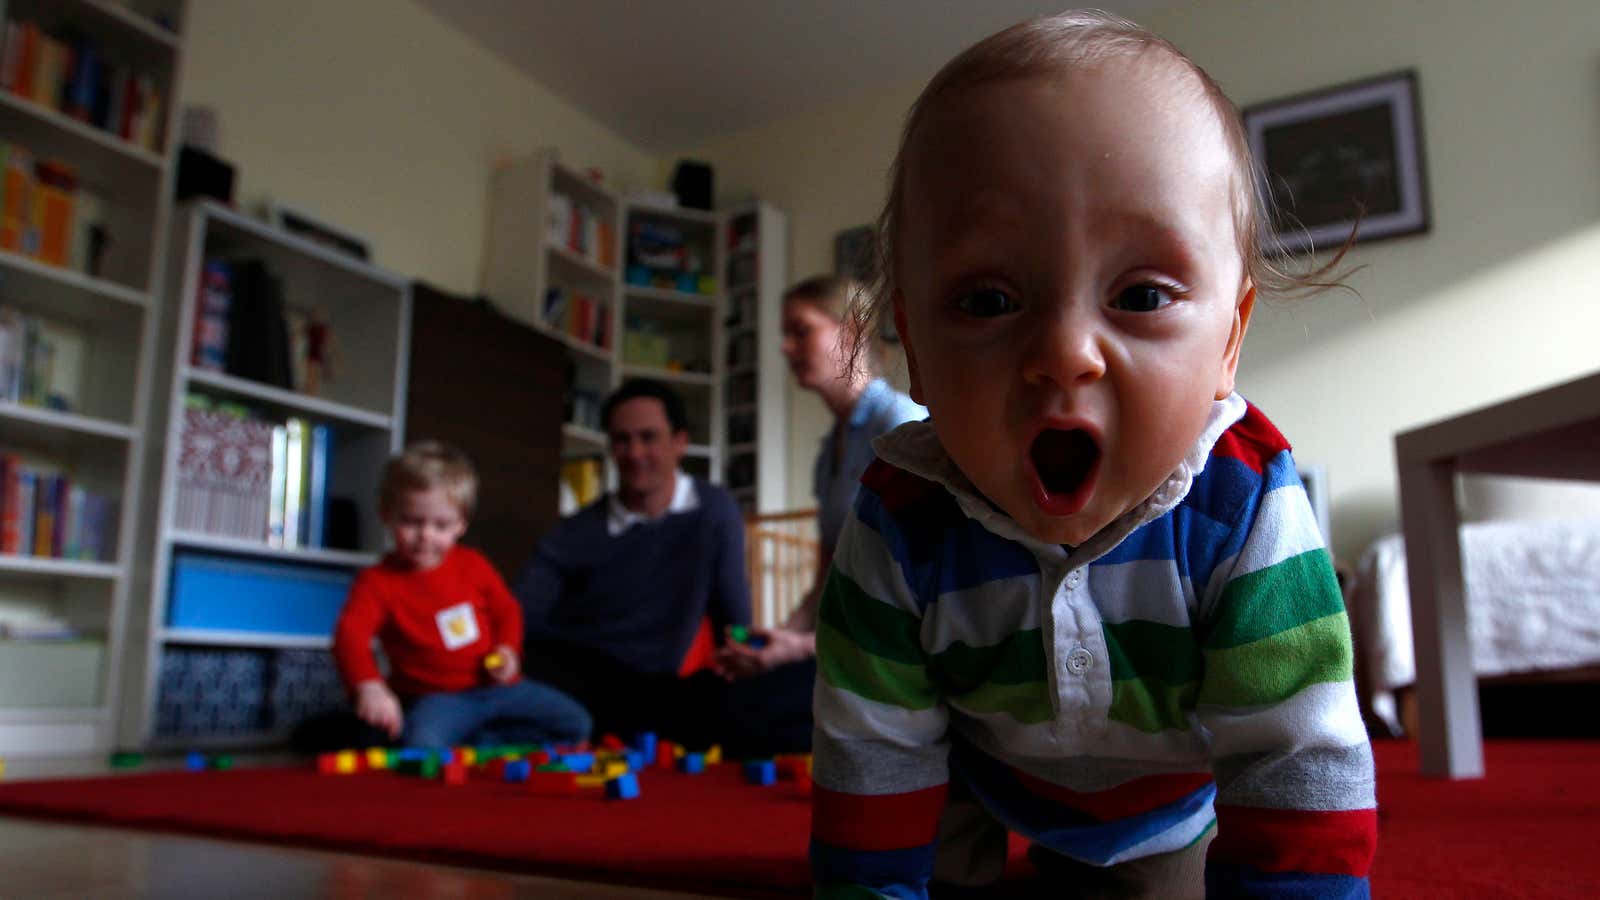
[181,0,657,296]
[677,0,1600,561]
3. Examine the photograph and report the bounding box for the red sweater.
[332,546,522,698]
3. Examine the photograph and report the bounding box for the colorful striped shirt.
[810,394,1376,898]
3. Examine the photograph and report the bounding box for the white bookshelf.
[118,199,411,749]
[0,0,187,757]
[721,203,789,513]
[482,158,789,511]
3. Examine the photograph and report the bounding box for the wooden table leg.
[1398,458,1484,778]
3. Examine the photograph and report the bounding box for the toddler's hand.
[485,645,520,684]
[355,680,402,739]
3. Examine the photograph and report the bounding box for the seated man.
[514,379,750,747]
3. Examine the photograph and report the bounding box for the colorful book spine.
[307,424,330,549]
[191,261,231,371]
[14,468,35,555]
[0,452,18,553]
[282,418,306,549]
[267,424,288,547]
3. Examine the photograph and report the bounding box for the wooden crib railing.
[744,509,819,629]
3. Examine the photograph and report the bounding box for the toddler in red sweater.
[332,441,591,748]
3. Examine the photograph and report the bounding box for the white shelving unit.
[721,203,789,513]
[0,0,187,757]
[118,199,411,749]
[482,148,622,463]
[482,155,789,513]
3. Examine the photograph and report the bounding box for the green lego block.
[211,755,234,771]
[109,751,144,769]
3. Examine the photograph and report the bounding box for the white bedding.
[1350,517,1600,732]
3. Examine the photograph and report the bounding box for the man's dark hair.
[602,378,688,434]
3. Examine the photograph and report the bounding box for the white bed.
[1350,490,1600,734]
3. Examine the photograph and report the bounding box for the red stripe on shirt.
[1211,805,1377,877]
[1211,403,1291,474]
[812,783,948,852]
[1012,768,1215,823]
[860,459,940,513]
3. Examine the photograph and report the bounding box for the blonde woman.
[712,275,924,755]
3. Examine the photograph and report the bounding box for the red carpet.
[0,740,1595,897]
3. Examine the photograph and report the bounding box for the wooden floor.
[0,755,722,899]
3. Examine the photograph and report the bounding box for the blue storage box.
[168,552,355,636]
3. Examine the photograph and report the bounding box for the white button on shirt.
[1067,647,1094,675]
[1066,570,1083,590]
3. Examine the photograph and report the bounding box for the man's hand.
[485,645,521,684]
[355,679,403,739]
[714,626,815,681]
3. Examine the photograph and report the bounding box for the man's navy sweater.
[513,477,750,675]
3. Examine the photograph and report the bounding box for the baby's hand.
[355,680,402,739]
[485,645,520,684]
[714,626,815,681]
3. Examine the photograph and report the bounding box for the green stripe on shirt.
[1198,613,1354,708]
[953,678,1055,724]
[1205,548,1344,649]
[818,568,924,667]
[1104,619,1202,686]
[817,619,939,711]
[1109,676,1200,733]
[930,629,1047,688]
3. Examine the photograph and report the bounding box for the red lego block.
[600,734,627,752]
[655,741,676,770]
[528,750,552,766]
[442,760,468,786]
[316,753,339,775]
[775,756,808,782]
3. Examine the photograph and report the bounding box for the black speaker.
[175,145,235,203]
[671,160,713,211]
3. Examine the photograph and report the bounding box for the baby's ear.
[892,291,925,405]
[1215,283,1256,400]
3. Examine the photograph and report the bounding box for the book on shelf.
[0,304,86,412]
[0,616,81,641]
[0,17,167,152]
[560,458,603,509]
[199,257,338,396]
[177,394,340,551]
[0,451,116,561]
[189,260,230,371]
[545,191,615,270]
[541,286,611,350]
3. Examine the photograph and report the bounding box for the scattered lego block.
[317,753,340,775]
[602,759,629,779]
[656,742,677,770]
[365,748,390,770]
[775,755,810,781]
[794,770,813,796]
[335,750,360,775]
[528,750,551,767]
[605,772,640,800]
[634,732,658,761]
[397,748,429,762]
[678,752,706,775]
[535,761,571,773]
[575,774,607,788]
[109,752,144,769]
[0,758,5,781]
[504,760,531,783]
[185,751,208,772]
[623,750,645,771]
[600,734,627,752]
[705,745,722,765]
[456,746,477,767]
[527,771,578,795]
[562,752,595,773]
[212,755,234,771]
[442,759,468,786]
[729,624,769,650]
[743,760,777,786]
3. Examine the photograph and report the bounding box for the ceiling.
[416,1,1172,153]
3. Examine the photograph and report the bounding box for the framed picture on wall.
[1244,69,1430,254]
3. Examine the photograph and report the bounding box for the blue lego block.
[605,772,640,800]
[678,752,705,774]
[624,750,645,771]
[743,760,777,786]
[504,759,531,783]
[437,750,454,765]
[397,748,430,761]
[634,732,658,761]
[561,752,595,773]
[185,751,207,772]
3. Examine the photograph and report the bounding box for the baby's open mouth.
[1029,428,1099,515]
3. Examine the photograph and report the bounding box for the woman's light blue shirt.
[813,378,926,556]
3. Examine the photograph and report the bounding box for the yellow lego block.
[457,747,478,767]
[705,745,722,765]
[365,748,389,770]
[575,774,607,788]
[602,760,629,778]
[0,758,6,781]
[672,744,686,759]
[335,750,359,775]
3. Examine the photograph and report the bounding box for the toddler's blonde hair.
[379,440,477,519]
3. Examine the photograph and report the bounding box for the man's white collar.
[870,393,1248,560]
[606,471,699,536]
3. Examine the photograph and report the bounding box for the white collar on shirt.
[606,470,699,536]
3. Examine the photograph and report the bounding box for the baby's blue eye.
[957,289,1018,318]
[1110,284,1173,312]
